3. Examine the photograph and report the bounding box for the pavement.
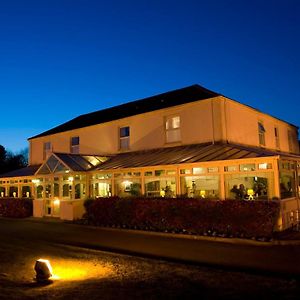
[2,217,300,277]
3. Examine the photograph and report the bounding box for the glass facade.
[115,178,142,197]
[145,177,176,197]
[0,156,299,228]
[225,173,274,200]
[180,175,219,198]
[280,171,296,199]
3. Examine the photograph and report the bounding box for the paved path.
[1,217,300,276]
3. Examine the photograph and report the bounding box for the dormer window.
[119,126,130,150]
[258,122,265,146]
[70,136,80,154]
[165,116,181,143]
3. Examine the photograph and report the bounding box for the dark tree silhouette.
[0,145,28,174]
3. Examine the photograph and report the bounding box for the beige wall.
[29,98,220,165]
[221,97,299,153]
[28,96,299,165]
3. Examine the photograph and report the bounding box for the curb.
[14,217,300,246]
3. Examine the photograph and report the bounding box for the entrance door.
[45,199,60,217]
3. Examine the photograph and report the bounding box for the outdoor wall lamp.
[34,259,53,282]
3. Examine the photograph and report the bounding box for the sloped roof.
[1,143,299,179]
[34,153,110,175]
[0,165,41,178]
[95,142,300,170]
[29,84,219,139]
[53,153,109,172]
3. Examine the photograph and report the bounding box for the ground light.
[34,259,53,282]
[34,257,113,282]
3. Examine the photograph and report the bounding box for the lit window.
[224,166,238,172]
[274,127,280,149]
[259,163,272,170]
[258,122,265,146]
[120,126,130,150]
[193,167,206,174]
[165,116,181,143]
[180,169,191,175]
[70,136,80,154]
[208,167,219,173]
[240,164,256,171]
[166,170,176,175]
[43,142,51,160]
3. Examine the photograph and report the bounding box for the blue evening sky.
[0,0,299,153]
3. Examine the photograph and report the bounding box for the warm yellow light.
[32,179,40,184]
[49,258,112,281]
[247,189,254,200]
[259,163,268,169]
[200,190,205,197]
[247,189,254,196]
[122,180,132,186]
[68,176,74,182]
[53,199,60,206]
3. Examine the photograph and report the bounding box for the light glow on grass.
[47,258,112,281]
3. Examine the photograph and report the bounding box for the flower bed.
[0,197,33,218]
[83,197,280,240]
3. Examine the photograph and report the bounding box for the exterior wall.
[29,95,299,166]
[29,97,222,165]
[222,97,299,153]
[60,199,85,220]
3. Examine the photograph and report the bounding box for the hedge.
[0,197,33,218]
[83,197,280,240]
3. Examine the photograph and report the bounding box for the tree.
[0,145,28,174]
[0,145,6,170]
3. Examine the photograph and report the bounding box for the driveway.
[1,218,300,299]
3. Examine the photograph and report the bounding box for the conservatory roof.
[35,153,110,175]
[95,142,300,170]
[0,165,41,178]
[1,143,299,179]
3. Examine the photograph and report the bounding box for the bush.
[0,197,33,218]
[83,197,280,240]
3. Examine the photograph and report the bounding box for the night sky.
[0,0,299,153]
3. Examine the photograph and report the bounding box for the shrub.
[83,197,280,240]
[0,197,33,218]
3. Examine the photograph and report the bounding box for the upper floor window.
[120,126,130,150]
[43,142,52,160]
[165,116,181,143]
[258,121,265,146]
[274,127,280,149]
[70,136,80,154]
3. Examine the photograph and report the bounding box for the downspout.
[295,162,300,230]
[211,99,215,144]
[224,97,228,143]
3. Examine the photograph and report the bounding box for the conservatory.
[0,142,299,230]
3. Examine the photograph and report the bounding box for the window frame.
[70,136,80,154]
[258,121,266,146]
[165,115,181,143]
[119,126,130,150]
